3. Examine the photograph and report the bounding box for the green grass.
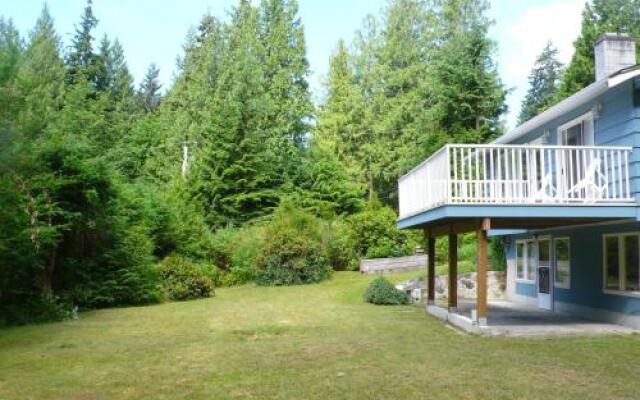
[1,271,640,400]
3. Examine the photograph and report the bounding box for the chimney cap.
[595,32,635,45]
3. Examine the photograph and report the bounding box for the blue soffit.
[397,204,639,230]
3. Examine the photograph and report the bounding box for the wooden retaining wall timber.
[359,255,427,274]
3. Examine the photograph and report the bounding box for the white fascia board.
[494,68,640,145]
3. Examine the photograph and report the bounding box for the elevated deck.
[398,144,637,231]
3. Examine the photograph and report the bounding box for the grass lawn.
[1,271,639,400]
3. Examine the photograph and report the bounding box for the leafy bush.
[0,295,77,327]
[210,224,265,286]
[255,202,332,286]
[324,218,356,271]
[158,255,217,300]
[364,277,408,305]
[490,237,507,271]
[345,202,420,268]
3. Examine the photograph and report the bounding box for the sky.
[2,0,586,129]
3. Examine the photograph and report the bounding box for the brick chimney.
[594,33,636,81]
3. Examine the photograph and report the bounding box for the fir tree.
[138,63,162,113]
[518,41,563,124]
[0,17,22,87]
[66,0,99,87]
[0,17,23,130]
[433,0,507,141]
[258,0,312,148]
[556,0,640,101]
[192,0,274,226]
[372,0,438,203]
[317,40,366,185]
[17,5,65,137]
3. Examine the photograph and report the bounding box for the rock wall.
[396,271,506,302]
[435,271,506,300]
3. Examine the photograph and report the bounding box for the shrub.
[255,202,332,286]
[364,276,408,305]
[324,218,356,271]
[210,224,265,286]
[158,255,217,301]
[0,295,77,327]
[345,202,420,268]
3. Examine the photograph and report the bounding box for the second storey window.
[603,233,640,293]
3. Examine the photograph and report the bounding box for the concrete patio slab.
[427,300,638,337]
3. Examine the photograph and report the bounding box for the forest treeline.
[0,0,635,325]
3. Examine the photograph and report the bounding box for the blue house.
[397,33,640,329]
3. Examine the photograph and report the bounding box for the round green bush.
[364,277,408,305]
[345,202,421,269]
[158,255,217,301]
[254,202,332,286]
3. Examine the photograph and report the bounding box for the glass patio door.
[537,238,552,310]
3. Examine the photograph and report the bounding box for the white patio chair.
[566,158,607,202]
[531,173,557,202]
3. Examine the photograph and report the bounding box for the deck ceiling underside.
[397,204,639,236]
[421,217,623,237]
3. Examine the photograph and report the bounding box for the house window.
[516,242,525,279]
[603,233,640,294]
[527,241,537,281]
[516,240,536,282]
[554,238,570,288]
[557,112,594,146]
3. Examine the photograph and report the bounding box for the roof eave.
[494,67,640,145]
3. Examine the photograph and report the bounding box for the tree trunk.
[42,248,56,297]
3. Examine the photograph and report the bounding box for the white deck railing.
[398,144,634,219]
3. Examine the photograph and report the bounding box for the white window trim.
[515,239,536,284]
[553,237,571,289]
[602,232,640,298]
[557,111,594,146]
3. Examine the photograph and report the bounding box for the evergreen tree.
[432,0,507,141]
[372,0,438,203]
[17,5,65,137]
[138,63,162,112]
[66,0,99,88]
[317,39,367,189]
[557,0,640,101]
[0,17,23,128]
[518,41,563,124]
[108,39,134,102]
[0,17,22,87]
[191,0,274,226]
[258,0,312,149]
[257,0,313,200]
[147,13,225,183]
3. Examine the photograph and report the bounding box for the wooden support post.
[448,233,457,312]
[476,218,490,326]
[427,235,436,305]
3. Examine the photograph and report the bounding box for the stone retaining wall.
[396,271,506,302]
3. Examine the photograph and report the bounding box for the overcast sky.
[3,0,586,129]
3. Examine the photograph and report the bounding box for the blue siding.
[507,221,640,314]
[512,79,640,202]
[516,282,537,298]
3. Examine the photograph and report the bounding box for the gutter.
[494,65,640,145]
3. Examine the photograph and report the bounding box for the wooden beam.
[427,233,436,305]
[448,233,457,312]
[476,220,489,326]
[429,220,481,237]
[417,217,620,235]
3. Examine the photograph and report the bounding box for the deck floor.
[430,299,637,337]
